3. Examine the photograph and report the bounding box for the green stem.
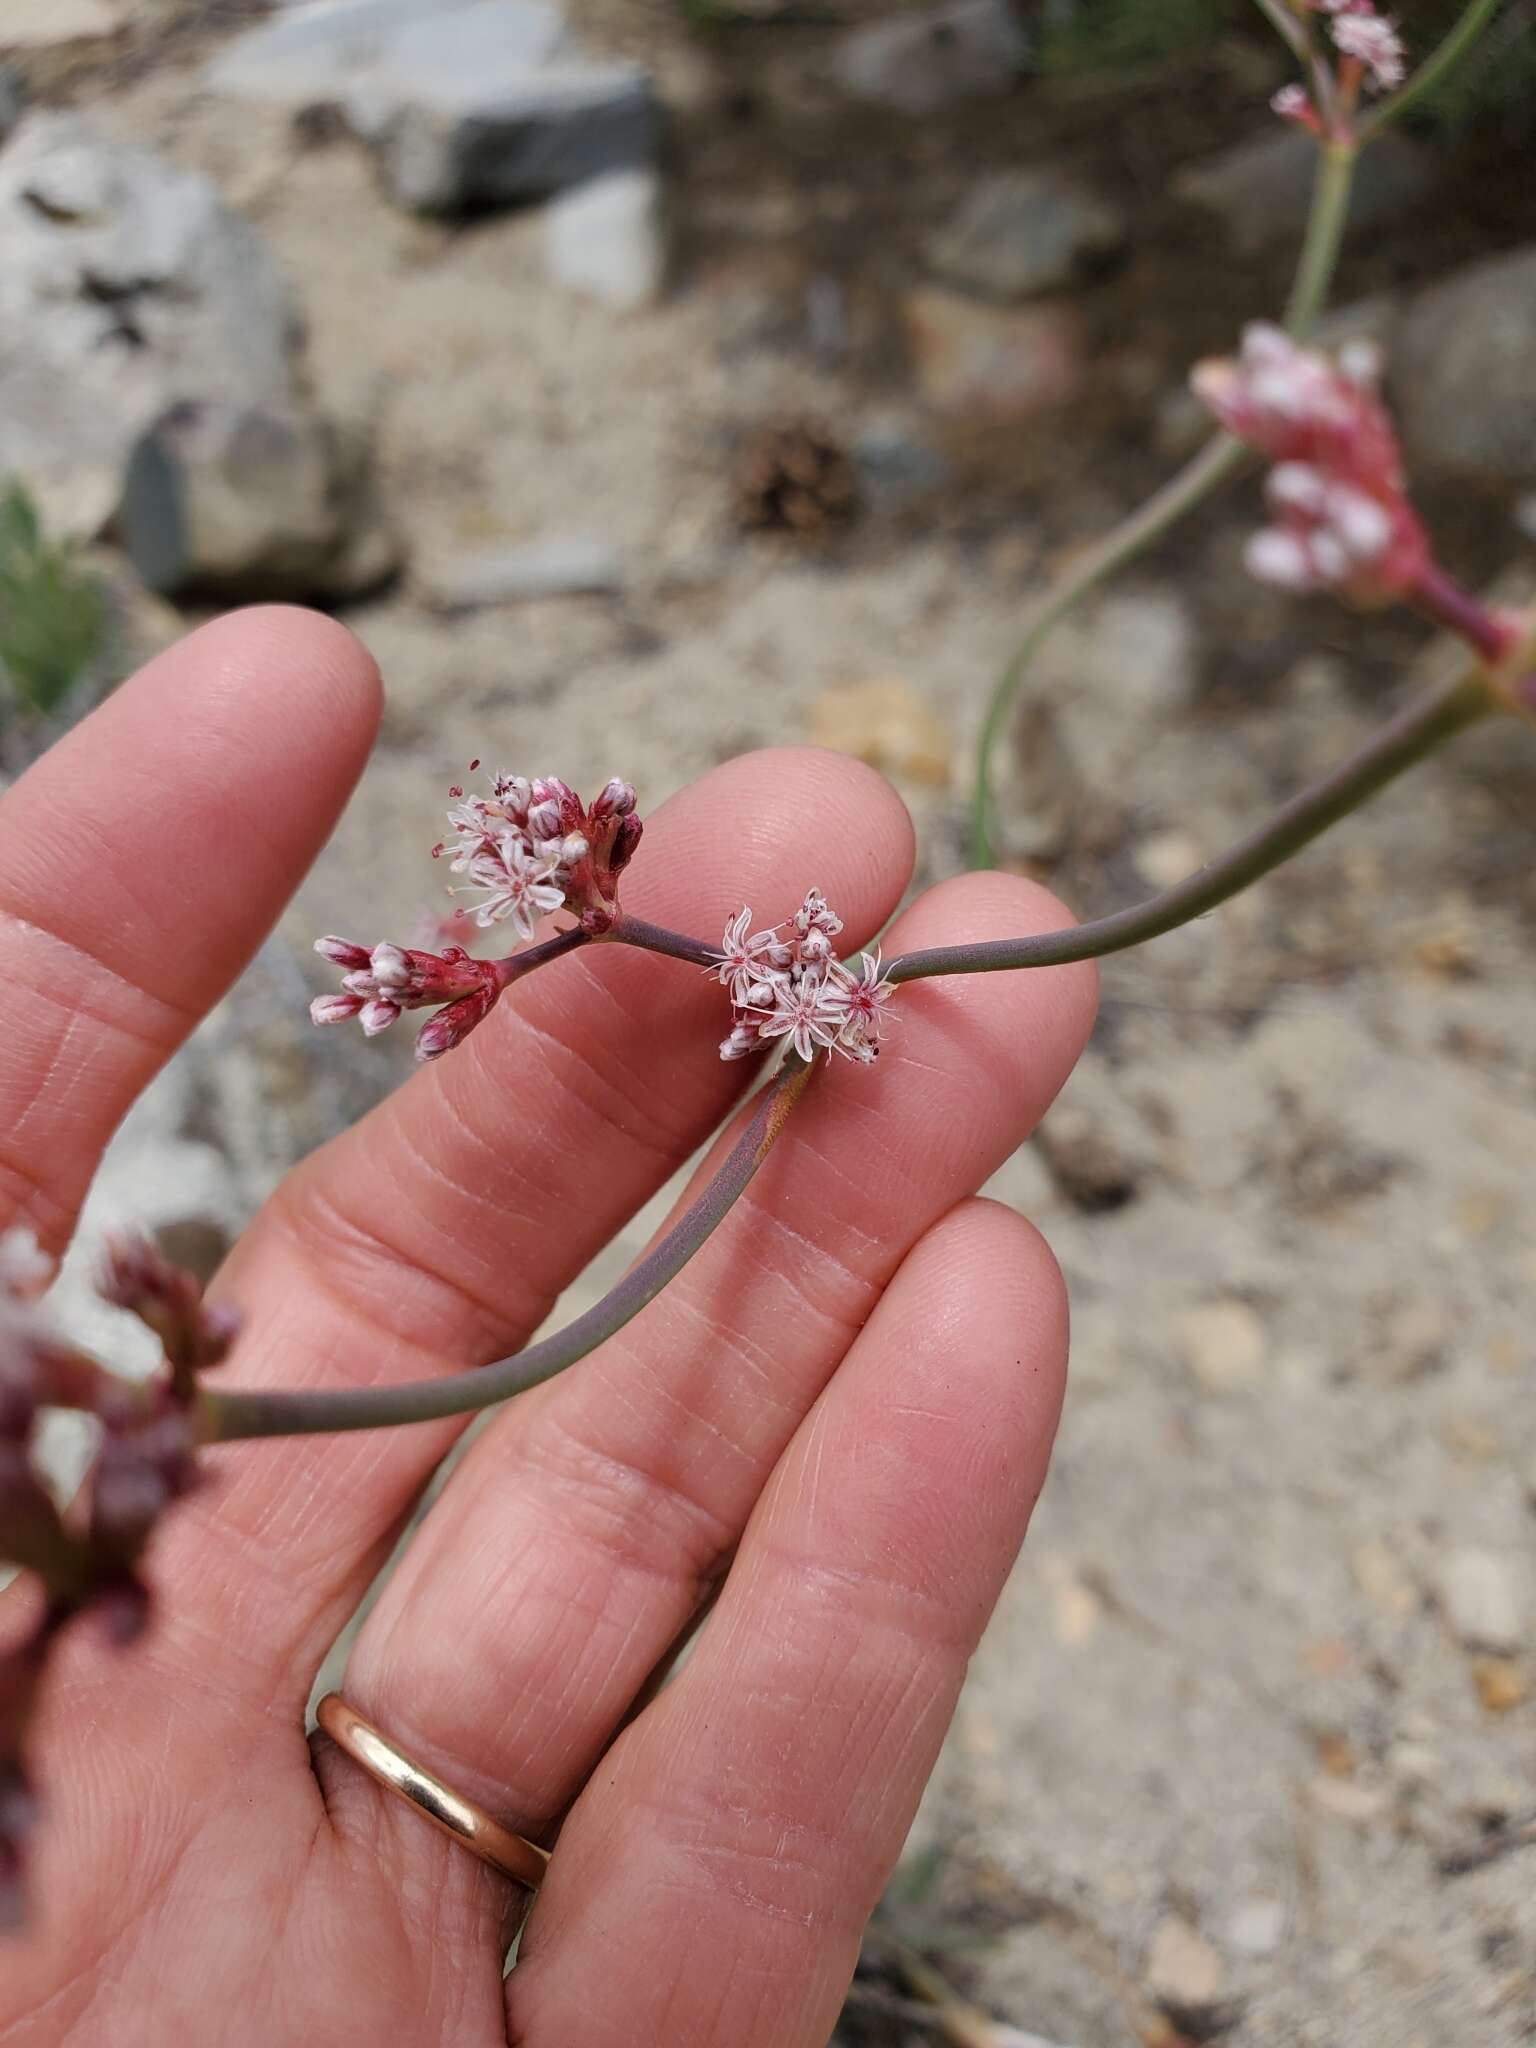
[897,668,1489,984]
[1360,0,1507,137]
[203,1057,812,1442]
[969,128,1362,868]
[1284,137,1357,333]
[970,432,1244,867]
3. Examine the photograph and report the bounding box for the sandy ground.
[20,8,1536,2043]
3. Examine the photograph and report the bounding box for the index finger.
[0,605,381,1250]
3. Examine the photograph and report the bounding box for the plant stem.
[895,668,1490,984]
[969,433,1246,868]
[969,133,1360,868]
[606,912,720,970]
[491,924,589,985]
[1284,137,1357,332]
[203,1057,812,1442]
[1360,0,1507,137]
[1410,562,1518,666]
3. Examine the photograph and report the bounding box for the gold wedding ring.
[316,1692,549,1891]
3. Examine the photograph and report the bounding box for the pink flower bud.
[310,992,365,1026]
[368,941,413,988]
[314,935,372,970]
[610,813,643,873]
[413,986,497,1061]
[359,999,402,1036]
[591,777,637,818]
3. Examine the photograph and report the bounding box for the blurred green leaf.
[0,480,107,717]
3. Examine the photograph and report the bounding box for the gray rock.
[1394,246,1536,487]
[834,0,1030,116]
[208,0,658,216]
[853,413,949,502]
[120,399,400,600]
[0,0,125,51]
[0,113,300,538]
[0,66,24,148]
[426,535,623,609]
[544,166,665,310]
[1436,1545,1526,1654]
[0,114,396,593]
[1175,127,1432,255]
[927,168,1125,301]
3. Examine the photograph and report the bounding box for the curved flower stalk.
[969,0,1503,866]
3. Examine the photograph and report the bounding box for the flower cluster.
[1191,324,1429,605]
[1317,0,1407,92]
[310,770,643,1061]
[1,1232,233,1926]
[311,938,504,1062]
[1272,1,1406,133]
[714,890,896,1066]
[436,771,641,939]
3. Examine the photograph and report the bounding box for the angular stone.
[363,60,657,215]
[544,167,665,310]
[1436,1546,1526,1654]
[1395,247,1536,487]
[0,0,124,51]
[120,400,400,601]
[207,0,658,216]
[1175,127,1432,256]
[0,114,300,539]
[903,288,1083,420]
[834,0,1030,116]
[207,0,566,105]
[0,66,24,148]
[927,168,1125,302]
[425,535,623,609]
[1146,1916,1228,2028]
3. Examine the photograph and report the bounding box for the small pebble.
[1437,1546,1526,1654]
[1177,1299,1267,1394]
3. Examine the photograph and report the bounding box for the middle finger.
[330,870,1095,1858]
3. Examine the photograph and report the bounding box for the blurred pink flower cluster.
[1192,324,1429,604]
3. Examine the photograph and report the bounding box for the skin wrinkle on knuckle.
[754,1540,981,1662]
[0,894,204,1038]
[518,1402,739,1584]
[272,1177,540,1384]
[498,1000,694,1171]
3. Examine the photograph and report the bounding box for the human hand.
[0,607,1095,2047]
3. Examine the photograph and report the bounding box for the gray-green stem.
[203,1056,811,1442]
[970,134,1358,867]
[1360,0,1508,136]
[896,668,1490,983]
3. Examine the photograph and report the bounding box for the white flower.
[461,835,566,937]
[755,973,844,1064]
[1330,9,1406,91]
[824,948,896,1061]
[711,906,782,998]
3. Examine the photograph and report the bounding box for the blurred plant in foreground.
[0,483,106,721]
